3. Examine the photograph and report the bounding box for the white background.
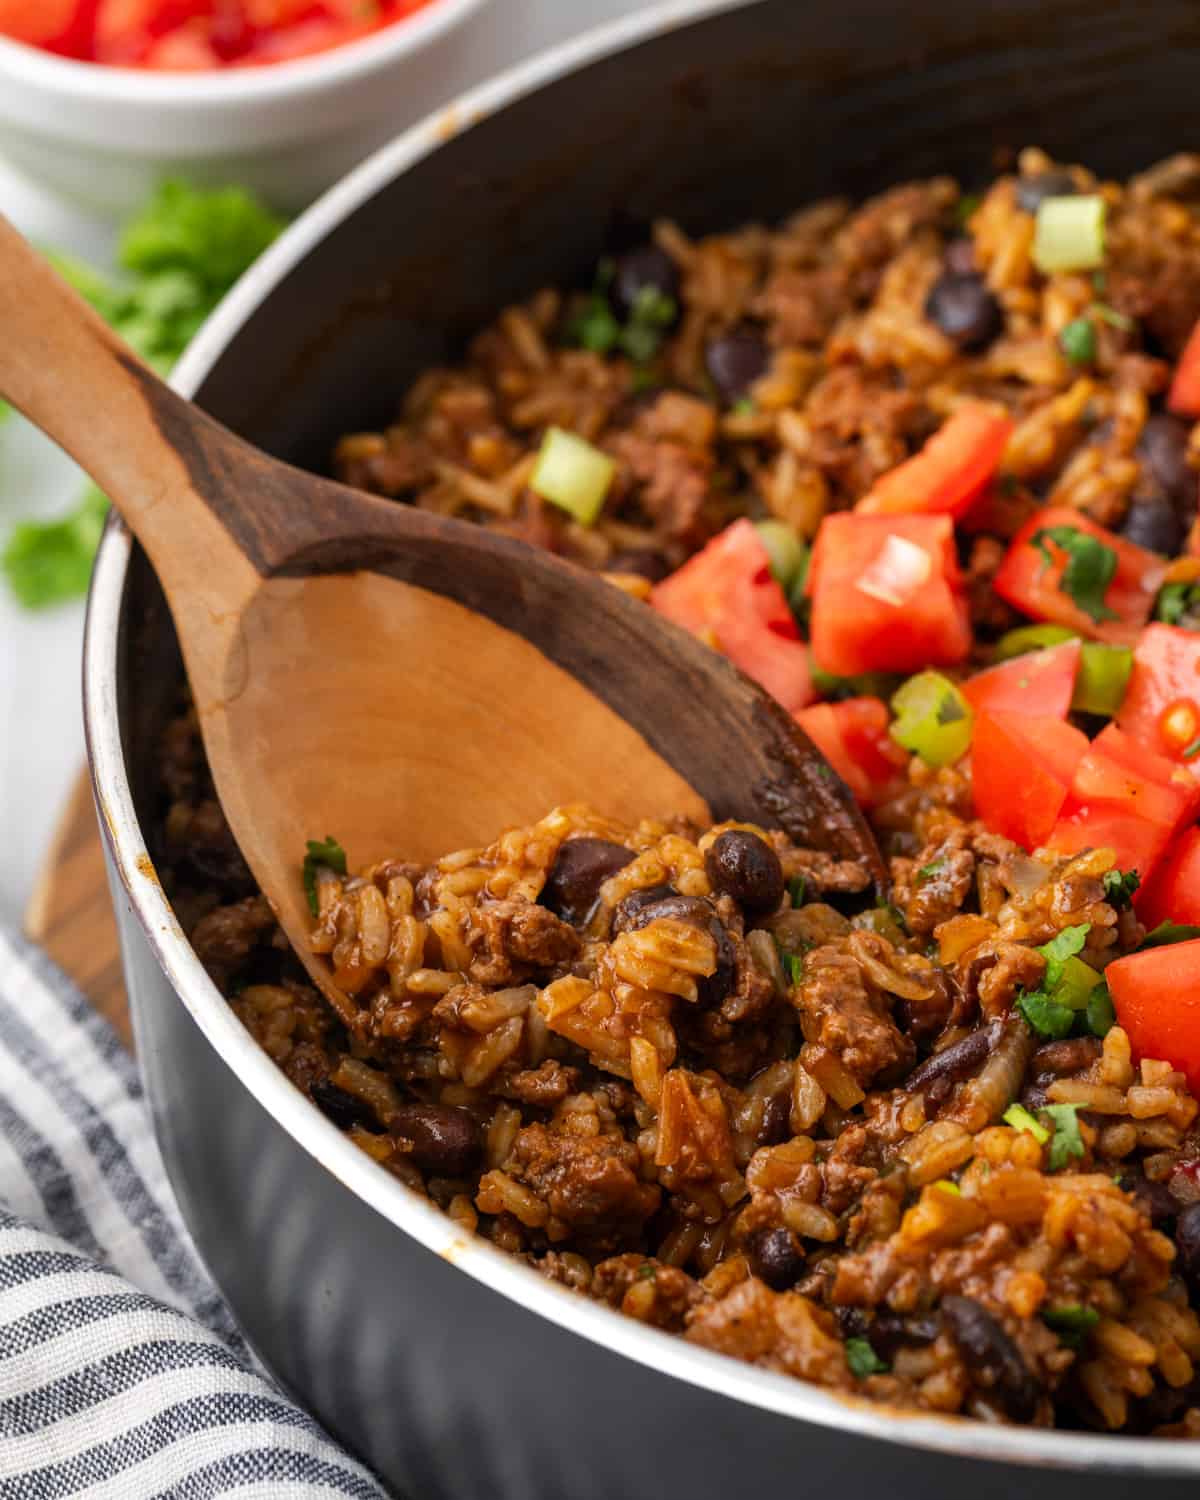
[0,0,653,920]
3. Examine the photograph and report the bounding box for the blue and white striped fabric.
[0,926,390,1499]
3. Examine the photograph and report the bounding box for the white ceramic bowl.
[0,0,491,217]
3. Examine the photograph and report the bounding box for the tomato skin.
[855,402,1013,519]
[961,639,1081,721]
[652,518,815,713]
[992,507,1165,646]
[971,711,1089,850]
[1117,624,1200,773]
[0,0,86,45]
[1136,827,1200,928]
[806,513,970,677]
[1168,318,1200,419]
[794,697,908,810]
[1047,723,1200,879]
[1108,939,1200,1092]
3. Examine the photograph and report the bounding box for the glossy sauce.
[0,0,439,69]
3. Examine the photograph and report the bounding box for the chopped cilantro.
[302,836,347,917]
[1185,736,1200,760]
[569,294,620,353]
[1042,1103,1086,1171]
[917,860,946,882]
[1042,1304,1099,1349]
[1156,581,1200,629]
[956,194,981,225]
[1140,921,1200,950]
[1016,990,1076,1040]
[1101,869,1140,908]
[567,269,677,365]
[784,952,805,986]
[788,875,807,908]
[731,397,757,416]
[1059,316,1097,366]
[1091,302,1133,331]
[1086,982,1116,1039]
[1031,526,1119,624]
[845,1336,889,1379]
[1003,1103,1050,1143]
[1040,924,1091,987]
[635,1262,658,1281]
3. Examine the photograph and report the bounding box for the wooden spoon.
[0,217,884,1010]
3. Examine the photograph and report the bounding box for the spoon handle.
[0,214,253,596]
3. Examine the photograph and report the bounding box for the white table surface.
[0,0,654,922]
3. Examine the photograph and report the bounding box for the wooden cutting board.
[24,770,130,1047]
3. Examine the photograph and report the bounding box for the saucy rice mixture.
[159,149,1200,1433]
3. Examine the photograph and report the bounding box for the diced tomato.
[855,402,1014,520]
[806,513,970,677]
[652,518,814,713]
[961,639,1081,721]
[992,507,1165,646]
[794,697,909,810]
[1136,828,1200,928]
[971,711,1089,851]
[1047,723,1200,879]
[1107,939,1200,1092]
[1169,318,1200,419]
[0,0,86,45]
[1116,624,1200,773]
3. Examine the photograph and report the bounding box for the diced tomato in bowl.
[1117,624,1200,772]
[1137,827,1200,928]
[854,401,1013,520]
[806,513,970,677]
[971,710,1089,851]
[993,507,1165,646]
[651,518,815,714]
[961,639,1081,721]
[794,697,909,809]
[1108,939,1200,1093]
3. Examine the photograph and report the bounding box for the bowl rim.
[0,0,489,105]
[82,0,1200,1473]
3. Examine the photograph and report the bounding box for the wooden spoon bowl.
[0,216,884,1009]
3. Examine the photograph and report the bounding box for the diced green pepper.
[1054,954,1103,1010]
[889,671,973,767]
[754,520,807,594]
[1086,983,1116,1038]
[1072,642,1133,717]
[530,428,615,525]
[993,623,1080,662]
[809,665,903,702]
[1033,195,1106,274]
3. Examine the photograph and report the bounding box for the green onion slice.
[1033,195,1107,274]
[754,520,808,594]
[1003,1103,1050,1144]
[889,671,973,767]
[530,427,616,526]
[993,623,1080,661]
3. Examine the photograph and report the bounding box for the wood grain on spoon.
[0,215,884,1011]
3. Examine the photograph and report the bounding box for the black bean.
[705,326,769,404]
[943,237,977,276]
[1174,1202,1200,1281]
[1120,494,1185,556]
[606,547,670,583]
[311,1080,376,1133]
[1138,412,1195,510]
[1016,169,1078,214]
[942,1294,1040,1422]
[868,1312,942,1364]
[1120,1169,1179,1229]
[610,246,680,322]
[611,883,681,934]
[924,271,1004,352]
[759,1091,792,1146]
[541,838,635,926]
[747,1227,805,1290]
[615,890,736,1006]
[905,1024,995,1096]
[390,1102,482,1177]
[704,830,785,914]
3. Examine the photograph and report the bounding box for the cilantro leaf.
[1,485,109,610]
[788,875,807,908]
[1086,982,1116,1038]
[302,836,347,917]
[1156,581,1200,630]
[1031,526,1119,624]
[1042,1304,1099,1349]
[1059,317,1096,366]
[1102,869,1139,908]
[1016,990,1076,1040]
[1140,921,1200,950]
[845,1336,889,1379]
[784,952,805,986]
[918,860,946,882]
[1042,1103,1086,1171]
[1039,923,1091,990]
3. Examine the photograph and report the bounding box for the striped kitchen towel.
[0,925,390,1499]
